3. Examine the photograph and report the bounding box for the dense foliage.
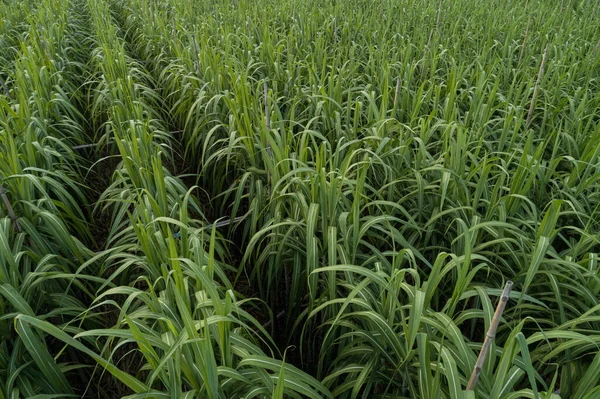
[1,0,599,397]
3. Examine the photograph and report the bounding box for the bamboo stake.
[466,280,513,391]
[0,185,21,231]
[526,43,549,128]
[519,15,531,63]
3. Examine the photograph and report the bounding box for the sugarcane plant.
[1,0,600,397]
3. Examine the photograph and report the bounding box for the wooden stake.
[466,281,513,391]
[0,185,21,232]
[526,43,549,129]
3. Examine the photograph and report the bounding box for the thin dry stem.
[192,34,202,76]
[466,280,513,391]
[334,16,338,42]
[264,83,271,135]
[393,77,400,110]
[37,24,49,57]
[211,216,244,229]
[526,43,549,128]
[435,0,443,31]
[593,38,600,58]
[519,15,531,63]
[426,0,443,48]
[426,28,434,48]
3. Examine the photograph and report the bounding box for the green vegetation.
[1,0,599,397]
